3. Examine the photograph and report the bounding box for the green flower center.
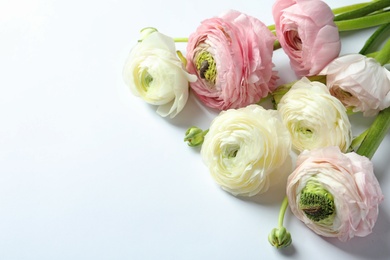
[298,127,313,138]
[223,144,240,159]
[195,51,217,84]
[141,69,153,91]
[299,180,335,224]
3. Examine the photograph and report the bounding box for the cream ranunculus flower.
[320,54,390,117]
[123,28,197,118]
[277,77,352,152]
[201,104,292,196]
[287,146,384,242]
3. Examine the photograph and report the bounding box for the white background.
[0,0,389,259]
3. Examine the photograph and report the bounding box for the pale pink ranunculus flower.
[287,146,384,242]
[272,0,341,76]
[320,54,390,117]
[186,10,278,110]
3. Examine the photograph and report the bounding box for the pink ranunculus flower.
[320,54,390,117]
[272,0,341,76]
[287,146,384,242]
[186,10,278,110]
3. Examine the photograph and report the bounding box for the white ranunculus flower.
[123,29,197,118]
[201,105,292,197]
[320,54,390,117]
[277,77,352,152]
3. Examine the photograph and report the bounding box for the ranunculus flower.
[186,10,278,110]
[272,0,341,76]
[277,77,352,152]
[201,105,291,196]
[287,146,384,242]
[320,54,390,117]
[123,28,197,118]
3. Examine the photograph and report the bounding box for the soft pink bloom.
[287,146,384,242]
[186,10,278,110]
[272,0,341,76]
[320,54,390,116]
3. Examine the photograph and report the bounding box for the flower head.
[287,146,384,242]
[184,126,208,147]
[272,0,341,76]
[186,10,278,110]
[320,53,390,116]
[268,226,292,249]
[123,29,197,118]
[201,105,291,196]
[277,77,352,152]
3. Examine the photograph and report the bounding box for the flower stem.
[278,196,289,227]
[268,196,292,249]
[274,40,281,50]
[335,11,390,31]
[359,23,390,55]
[350,128,369,152]
[356,107,390,159]
[268,24,275,32]
[375,38,390,65]
[173,37,189,43]
[334,0,390,21]
[332,2,371,15]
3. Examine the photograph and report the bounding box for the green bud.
[268,227,292,249]
[299,180,335,224]
[184,127,208,147]
[195,50,217,84]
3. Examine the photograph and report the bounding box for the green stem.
[366,51,380,59]
[375,39,390,65]
[173,37,188,43]
[278,196,289,227]
[334,0,390,21]
[350,129,369,152]
[335,11,390,31]
[274,40,281,50]
[332,2,371,15]
[356,107,390,159]
[359,23,390,55]
[268,24,275,32]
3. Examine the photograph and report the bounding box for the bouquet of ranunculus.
[123,0,390,250]
[268,0,390,248]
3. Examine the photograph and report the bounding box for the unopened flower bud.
[268,226,292,249]
[184,127,208,147]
